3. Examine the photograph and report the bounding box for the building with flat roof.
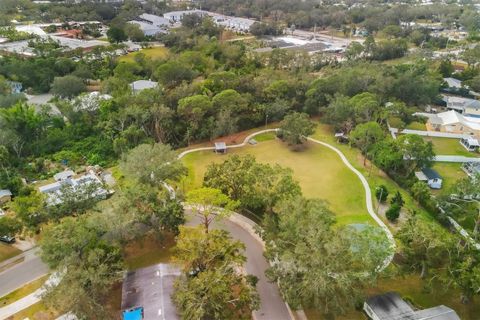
[364,292,460,320]
[121,263,181,320]
[138,13,170,28]
[127,21,166,37]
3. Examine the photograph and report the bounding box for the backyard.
[422,136,478,157]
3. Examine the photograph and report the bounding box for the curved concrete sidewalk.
[179,129,396,270]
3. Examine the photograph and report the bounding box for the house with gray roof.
[443,95,480,117]
[138,13,170,28]
[127,21,166,37]
[364,292,460,320]
[415,168,442,189]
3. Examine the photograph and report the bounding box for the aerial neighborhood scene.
[2,0,480,319]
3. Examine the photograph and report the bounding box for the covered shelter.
[214,142,227,154]
[460,137,480,152]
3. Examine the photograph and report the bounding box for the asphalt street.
[186,213,292,320]
[0,247,49,297]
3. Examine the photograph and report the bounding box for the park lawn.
[123,233,175,270]
[118,47,169,63]
[311,124,435,225]
[181,136,372,225]
[0,275,48,306]
[422,137,477,157]
[431,162,465,194]
[0,243,21,263]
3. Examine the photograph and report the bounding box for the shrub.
[386,203,401,222]
[375,185,389,202]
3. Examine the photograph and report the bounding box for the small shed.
[415,168,442,189]
[215,142,227,154]
[0,189,12,204]
[334,132,349,144]
[460,137,480,152]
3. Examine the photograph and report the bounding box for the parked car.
[0,235,15,244]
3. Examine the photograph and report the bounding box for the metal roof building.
[364,292,460,320]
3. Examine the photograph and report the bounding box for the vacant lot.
[181,133,371,225]
[118,47,169,63]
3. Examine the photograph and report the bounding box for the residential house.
[443,95,480,117]
[425,110,480,137]
[415,168,443,189]
[444,77,462,90]
[129,80,158,93]
[364,292,460,320]
[39,170,108,206]
[121,263,180,320]
[0,189,12,204]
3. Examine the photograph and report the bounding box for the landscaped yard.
[422,137,478,157]
[11,302,58,320]
[181,132,371,225]
[118,47,169,63]
[0,243,21,263]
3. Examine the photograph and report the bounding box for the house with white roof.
[127,21,166,37]
[444,77,462,89]
[39,170,109,206]
[138,14,171,28]
[130,80,158,93]
[426,110,480,137]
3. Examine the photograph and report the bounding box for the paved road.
[0,247,49,297]
[186,212,292,320]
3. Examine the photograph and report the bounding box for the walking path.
[179,129,396,270]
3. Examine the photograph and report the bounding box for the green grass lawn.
[422,137,478,157]
[11,301,58,320]
[0,243,21,263]
[431,162,465,194]
[118,47,169,63]
[405,121,426,130]
[181,136,371,225]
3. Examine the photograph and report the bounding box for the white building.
[415,168,443,189]
[39,170,109,206]
[127,21,166,37]
[138,14,171,28]
[130,80,159,93]
[163,10,208,23]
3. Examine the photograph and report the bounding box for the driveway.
[186,212,292,320]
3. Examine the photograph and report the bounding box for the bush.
[375,185,389,202]
[390,191,404,207]
[386,203,401,222]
